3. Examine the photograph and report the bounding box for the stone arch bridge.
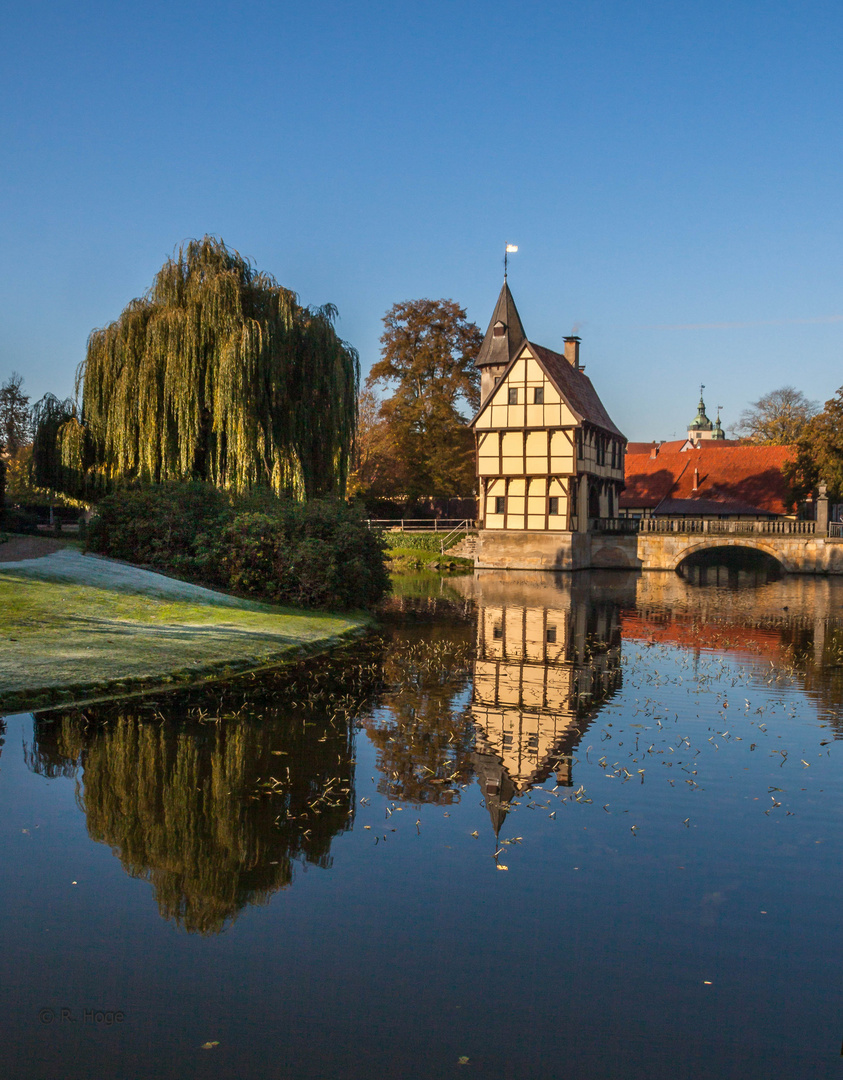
[591,520,843,574]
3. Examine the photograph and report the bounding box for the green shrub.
[1,507,43,534]
[86,483,232,568]
[218,503,389,609]
[383,531,465,553]
[86,483,389,610]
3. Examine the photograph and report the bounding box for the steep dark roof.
[529,342,625,439]
[475,281,527,369]
[471,751,516,837]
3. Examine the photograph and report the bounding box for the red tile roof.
[621,444,795,515]
[626,438,742,455]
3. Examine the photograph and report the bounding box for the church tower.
[687,388,725,445]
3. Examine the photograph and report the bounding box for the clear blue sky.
[2,0,841,441]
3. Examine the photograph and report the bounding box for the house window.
[493,625,503,640]
[493,322,506,337]
[494,496,505,514]
[533,386,544,404]
[508,387,518,405]
[548,497,559,515]
[546,626,557,643]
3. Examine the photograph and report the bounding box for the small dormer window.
[493,322,506,337]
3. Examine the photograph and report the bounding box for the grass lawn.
[0,548,366,713]
[383,531,473,572]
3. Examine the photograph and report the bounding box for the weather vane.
[504,243,518,280]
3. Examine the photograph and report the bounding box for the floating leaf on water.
[201,1041,220,1050]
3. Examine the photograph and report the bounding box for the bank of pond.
[2,569,843,1078]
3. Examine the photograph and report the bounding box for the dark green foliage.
[86,484,389,610]
[785,385,843,504]
[1,507,42,534]
[384,531,463,553]
[0,373,32,456]
[85,482,231,570]
[31,394,79,494]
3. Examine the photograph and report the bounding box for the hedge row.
[383,531,465,553]
[86,484,390,610]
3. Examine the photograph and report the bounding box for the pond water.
[2,569,843,1079]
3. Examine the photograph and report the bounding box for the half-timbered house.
[470,282,626,568]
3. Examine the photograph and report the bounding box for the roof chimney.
[563,336,581,370]
[693,467,699,492]
[649,442,658,460]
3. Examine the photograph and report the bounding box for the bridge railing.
[829,522,843,539]
[592,518,640,534]
[637,518,815,536]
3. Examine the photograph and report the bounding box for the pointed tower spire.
[475,281,528,403]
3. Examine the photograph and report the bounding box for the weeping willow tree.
[50,237,359,498]
[31,394,79,494]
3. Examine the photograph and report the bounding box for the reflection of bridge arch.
[669,538,793,573]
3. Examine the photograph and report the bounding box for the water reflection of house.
[457,573,625,834]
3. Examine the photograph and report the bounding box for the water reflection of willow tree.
[30,654,376,934]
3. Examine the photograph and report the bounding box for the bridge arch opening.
[676,545,784,587]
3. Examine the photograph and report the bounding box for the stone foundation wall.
[475,530,843,574]
[475,531,641,571]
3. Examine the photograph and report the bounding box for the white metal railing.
[439,519,473,555]
[638,518,816,536]
[365,518,475,533]
[829,522,843,539]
